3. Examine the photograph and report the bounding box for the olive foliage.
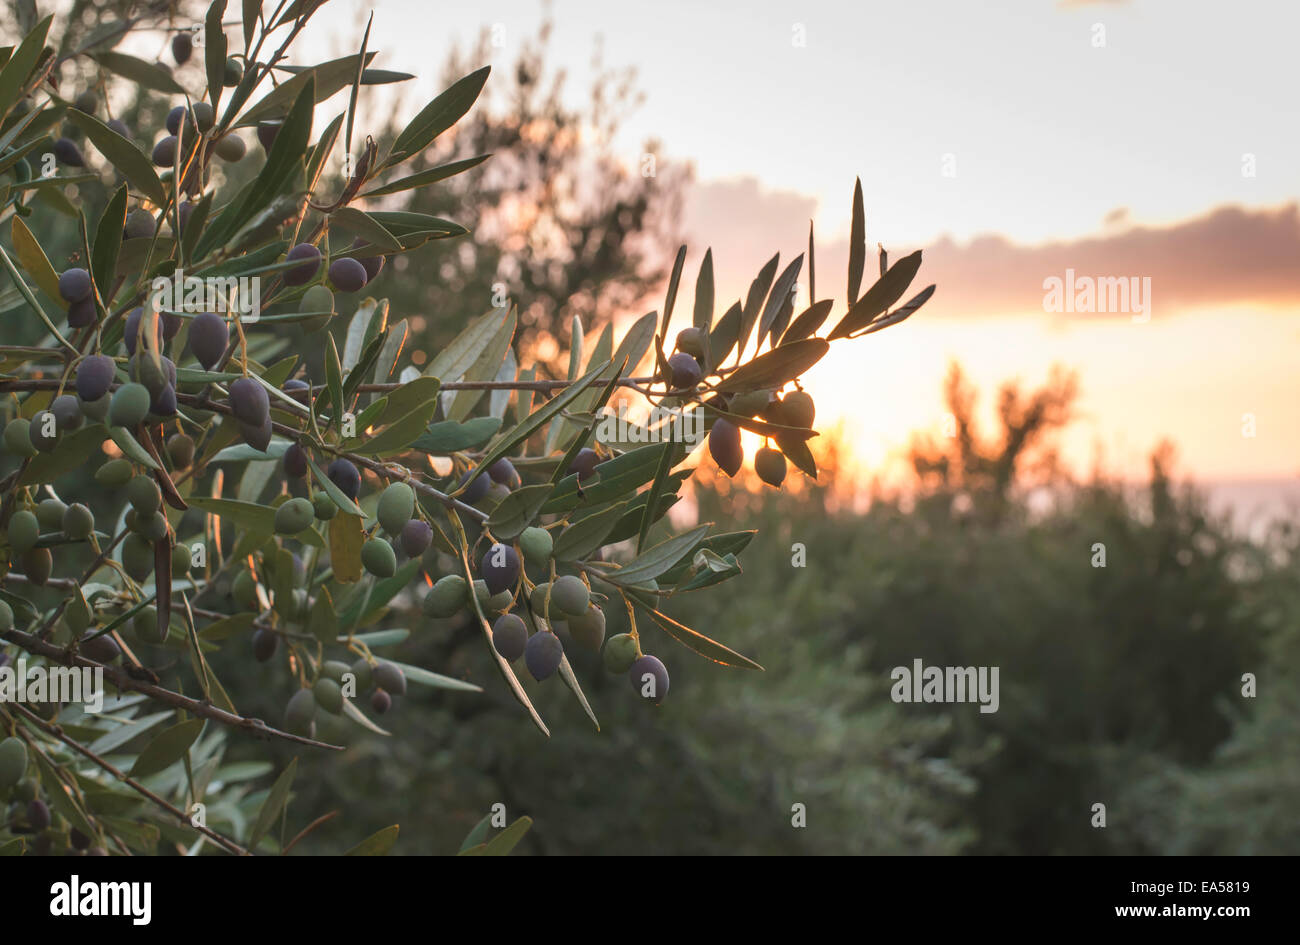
[0,3,934,855]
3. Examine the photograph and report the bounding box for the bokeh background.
[10,0,1299,854]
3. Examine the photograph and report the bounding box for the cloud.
[922,203,1300,318]
[683,176,1300,321]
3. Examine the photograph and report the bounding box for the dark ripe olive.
[106,118,130,138]
[58,268,92,303]
[122,307,143,355]
[228,377,269,427]
[456,468,489,504]
[352,239,385,281]
[222,57,243,86]
[73,91,98,114]
[151,135,178,167]
[251,628,277,662]
[492,614,528,662]
[160,310,182,340]
[189,311,229,370]
[708,418,743,477]
[283,443,309,478]
[79,632,119,664]
[327,458,361,500]
[283,378,310,394]
[214,132,246,162]
[754,446,787,487]
[53,138,84,167]
[487,457,520,488]
[283,243,321,286]
[372,661,406,696]
[629,654,670,704]
[256,119,283,152]
[76,354,116,402]
[149,382,177,417]
[370,688,392,714]
[123,209,156,240]
[399,519,433,558]
[172,31,193,65]
[50,395,82,433]
[667,352,702,389]
[189,102,215,132]
[28,411,58,452]
[27,799,51,830]
[480,543,520,595]
[524,630,564,681]
[328,257,368,293]
[165,105,186,135]
[240,415,272,452]
[177,200,194,235]
[67,297,96,328]
[567,447,600,481]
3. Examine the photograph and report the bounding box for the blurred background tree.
[359,16,686,373]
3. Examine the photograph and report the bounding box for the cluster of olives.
[708,387,814,488]
[284,240,382,297]
[167,28,240,85]
[0,445,100,588]
[283,658,407,737]
[0,734,105,856]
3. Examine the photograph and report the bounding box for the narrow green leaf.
[659,244,686,340]
[827,250,923,340]
[93,51,185,93]
[332,206,402,253]
[553,501,629,561]
[757,254,803,350]
[129,718,204,778]
[714,338,829,394]
[361,154,489,198]
[63,110,166,205]
[390,66,490,162]
[249,757,296,848]
[346,824,399,855]
[608,524,710,587]
[91,184,127,302]
[482,816,532,856]
[635,601,764,670]
[693,248,714,332]
[486,483,553,539]
[205,0,229,111]
[847,177,865,306]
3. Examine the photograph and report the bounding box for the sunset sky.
[295,0,1298,504]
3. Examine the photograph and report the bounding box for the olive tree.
[0,3,935,855]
